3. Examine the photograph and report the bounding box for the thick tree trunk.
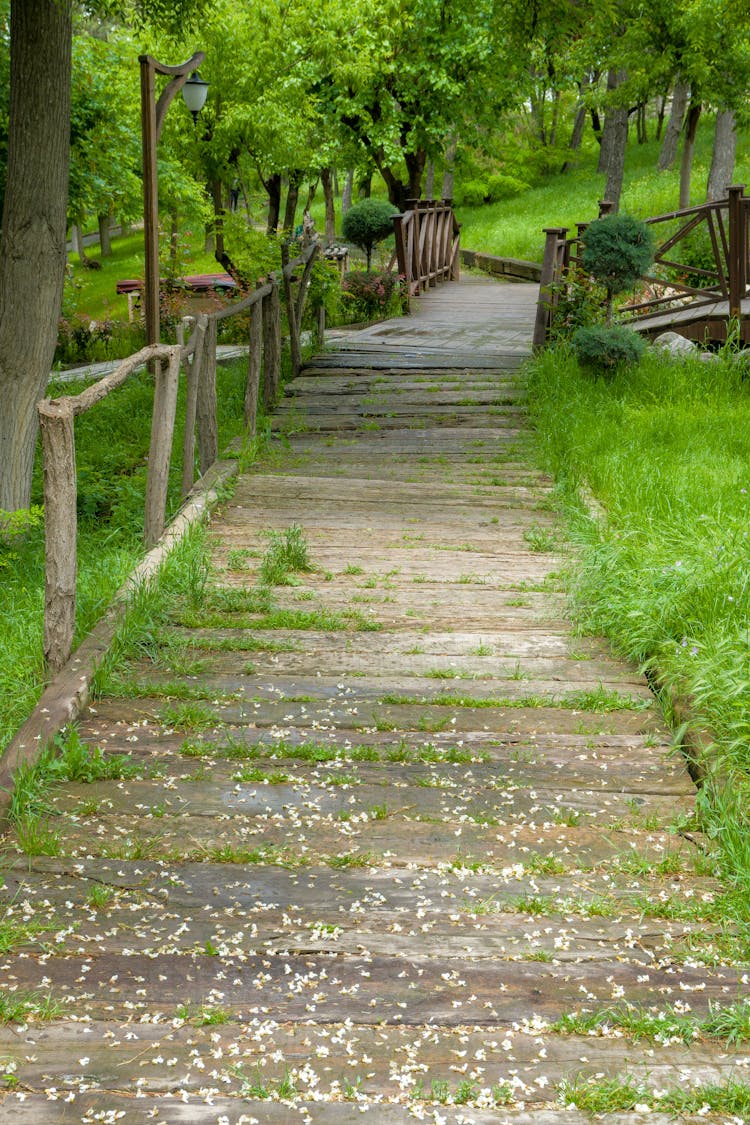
[561,87,588,173]
[71,221,88,264]
[98,212,112,257]
[265,172,281,235]
[320,167,336,240]
[658,79,688,171]
[441,134,457,200]
[405,149,426,200]
[598,69,626,175]
[679,100,702,209]
[341,170,353,214]
[706,109,737,201]
[0,0,72,511]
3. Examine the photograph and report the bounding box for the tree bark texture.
[321,168,336,240]
[196,316,218,474]
[706,110,737,201]
[243,296,263,436]
[283,170,303,232]
[0,0,73,511]
[679,100,702,209]
[658,79,689,171]
[262,278,281,411]
[424,160,435,199]
[265,172,281,234]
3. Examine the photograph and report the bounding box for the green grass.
[527,342,750,889]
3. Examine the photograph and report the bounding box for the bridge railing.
[533,185,750,348]
[392,199,460,310]
[38,242,318,675]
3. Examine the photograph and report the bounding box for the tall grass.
[526,344,750,885]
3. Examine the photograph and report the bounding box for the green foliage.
[571,325,647,374]
[581,214,655,296]
[259,524,313,586]
[0,506,43,570]
[342,199,398,268]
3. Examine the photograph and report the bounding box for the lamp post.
[139,51,207,348]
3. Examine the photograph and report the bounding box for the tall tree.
[0,0,211,511]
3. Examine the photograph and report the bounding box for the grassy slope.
[457,128,750,263]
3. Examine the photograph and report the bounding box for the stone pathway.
[1,277,745,1123]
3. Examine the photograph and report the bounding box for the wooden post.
[38,400,77,674]
[244,291,263,436]
[533,227,568,349]
[262,278,282,410]
[392,213,410,312]
[281,243,302,377]
[728,184,746,318]
[144,346,181,548]
[181,315,206,498]
[197,315,218,474]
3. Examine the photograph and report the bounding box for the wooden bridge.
[0,275,746,1123]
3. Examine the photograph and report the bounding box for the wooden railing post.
[598,200,615,217]
[180,315,206,499]
[144,346,181,548]
[281,242,302,377]
[263,277,282,409]
[38,399,77,674]
[728,184,746,318]
[244,284,264,436]
[533,227,568,349]
[196,316,218,475]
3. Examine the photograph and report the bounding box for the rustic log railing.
[392,199,460,310]
[38,241,318,675]
[533,185,750,348]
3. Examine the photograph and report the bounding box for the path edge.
[0,457,238,825]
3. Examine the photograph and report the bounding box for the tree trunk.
[342,170,353,214]
[590,105,602,143]
[357,171,372,199]
[265,172,281,234]
[210,179,225,259]
[283,169,303,232]
[598,69,627,175]
[636,100,647,144]
[441,134,457,200]
[0,0,72,511]
[706,109,737,201]
[98,213,111,257]
[655,93,667,141]
[321,167,336,240]
[679,99,702,209]
[405,149,426,201]
[658,79,688,171]
[424,159,435,199]
[561,89,588,173]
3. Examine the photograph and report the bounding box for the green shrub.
[571,324,647,373]
[485,173,530,202]
[341,270,399,322]
[582,215,655,296]
[342,198,398,269]
[456,179,489,207]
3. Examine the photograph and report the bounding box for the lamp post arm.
[139,51,206,142]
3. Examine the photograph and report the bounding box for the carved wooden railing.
[392,199,460,310]
[534,185,750,348]
[38,242,318,674]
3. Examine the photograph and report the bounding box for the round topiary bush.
[571,324,647,374]
[342,198,398,269]
[581,214,655,322]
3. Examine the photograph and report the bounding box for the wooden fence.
[533,184,750,348]
[39,242,319,674]
[392,199,460,309]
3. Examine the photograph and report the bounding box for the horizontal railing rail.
[38,241,318,674]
